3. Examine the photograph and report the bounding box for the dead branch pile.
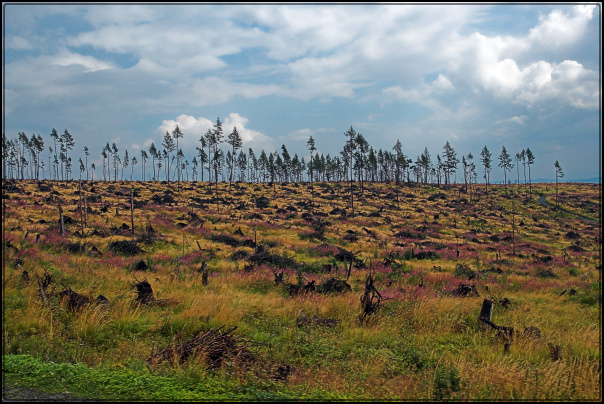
[230,250,250,261]
[108,240,145,256]
[454,263,477,280]
[283,280,316,297]
[479,266,503,276]
[342,233,359,242]
[453,283,480,297]
[316,277,352,294]
[147,325,260,370]
[65,242,85,254]
[248,251,300,270]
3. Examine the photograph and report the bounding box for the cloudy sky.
[3,3,601,181]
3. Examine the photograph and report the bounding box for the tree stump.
[478,299,494,331]
[548,343,562,361]
[504,342,511,353]
[201,261,209,286]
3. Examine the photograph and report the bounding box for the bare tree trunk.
[84,191,88,227]
[59,204,65,237]
[79,180,84,232]
[131,188,135,238]
[36,275,48,304]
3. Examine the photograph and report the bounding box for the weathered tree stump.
[548,343,562,361]
[20,270,30,285]
[360,274,389,322]
[58,288,90,311]
[478,299,494,331]
[201,261,209,286]
[132,278,155,305]
[504,342,511,353]
[273,269,284,285]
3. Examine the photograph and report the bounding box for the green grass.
[2,354,355,401]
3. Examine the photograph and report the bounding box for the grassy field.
[2,179,601,401]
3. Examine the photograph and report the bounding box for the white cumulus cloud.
[156,113,275,154]
[528,5,595,49]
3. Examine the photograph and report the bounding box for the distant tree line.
[3,120,543,197]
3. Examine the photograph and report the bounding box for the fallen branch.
[479,317,514,340]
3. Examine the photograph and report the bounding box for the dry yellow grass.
[2,179,600,400]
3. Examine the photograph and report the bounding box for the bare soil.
[2,385,100,402]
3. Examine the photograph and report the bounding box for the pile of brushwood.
[147,325,293,380]
[148,325,259,369]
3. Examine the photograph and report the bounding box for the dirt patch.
[2,385,100,402]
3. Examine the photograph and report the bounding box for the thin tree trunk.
[36,275,48,304]
[131,188,135,238]
[79,180,84,232]
[59,204,65,237]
